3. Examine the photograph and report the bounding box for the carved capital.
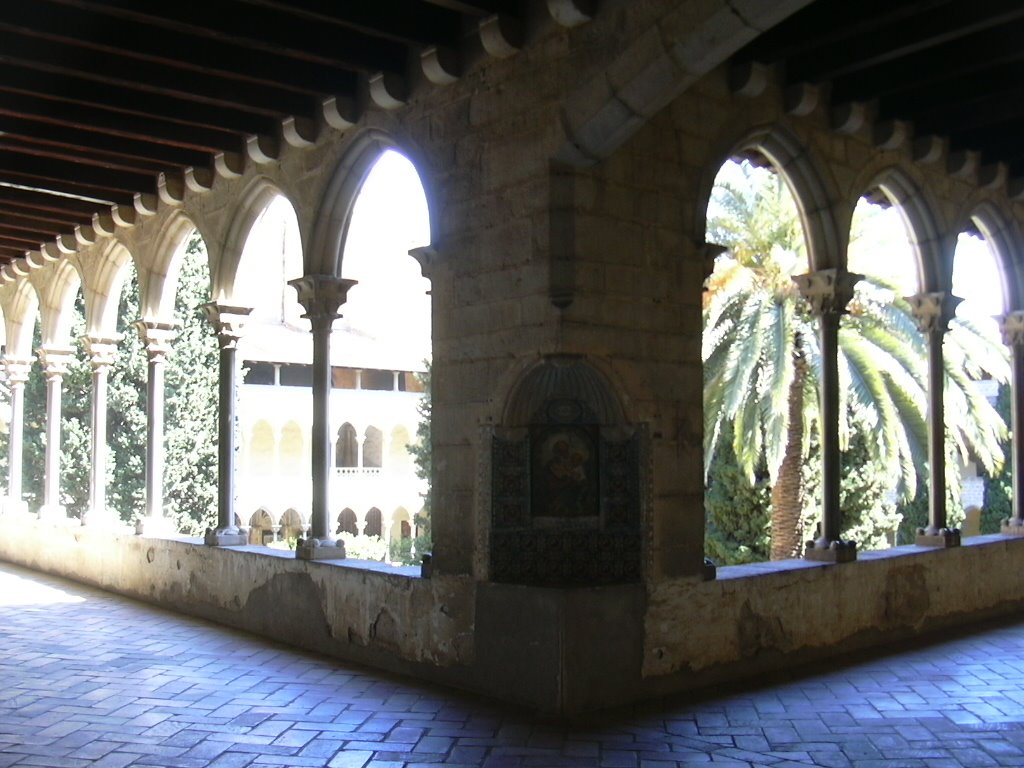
[1001,310,1024,347]
[135,319,178,361]
[3,356,32,386]
[82,335,120,372]
[202,303,252,351]
[288,275,357,331]
[700,241,727,288]
[36,345,75,379]
[906,292,962,334]
[792,269,861,317]
[408,245,439,282]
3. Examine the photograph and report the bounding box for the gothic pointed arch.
[139,211,208,322]
[698,124,843,273]
[307,130,438,276]
[960,201,1020,311]
[215,177,303,306]
[853,166,946,294]
[30,259,83,347]
[76,240,137,339]
[0,279,40,358]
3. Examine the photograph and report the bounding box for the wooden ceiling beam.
[0,186,107,219]
[741,0,953,63]
[0,205,89,231]
[47,0,408,73]
[421,0,518,16]
[0,90,248,154]
[0,30,319,120]
[232,0,464,47]
[0,1,359,98]
[829,22,1024,103]
[0,115,213,171]
[0,151,157,196]
[0,139,179,177]
[785,0,1024,83]
[0,221,63,241]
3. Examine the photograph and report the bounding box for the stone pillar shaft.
[289,275,356,560]
[84,338,117,526]
[793,268,860,562]
[4,359,31,515]
[37,347,74,521]
[311,310,331,536]
[818,312,842,542]
[1013,343,1024,525]
[136,321,176,529]
[1001,311,1024,533]
[202,304,251,547]
[908,292,961,547]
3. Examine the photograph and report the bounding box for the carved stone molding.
[202,304,252,351]
[792,269,861,316]
[906,292,962,334]
[289,275,358,331]
[1001,310,1024,347]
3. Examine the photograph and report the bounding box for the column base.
[135,515,175,537]
[37,504,67,523]
[1001,519,1024,536]
[295,538,346,561]
[804,539,857,563]
[916,527,961,547]
[702,557,717,581]
[204,528,248,547]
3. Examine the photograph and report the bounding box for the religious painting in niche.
[530,425,599,519]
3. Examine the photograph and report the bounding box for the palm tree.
[703,161,1009,560]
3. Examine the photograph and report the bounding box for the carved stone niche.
[491,356,644,586]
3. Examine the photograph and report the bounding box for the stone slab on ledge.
[204,529,248,547]
[916,528,961,548]
[804,540,857,563]
[1002,519,1024,536]
[295,538,347,561]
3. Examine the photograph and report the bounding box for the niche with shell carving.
[490,356,644,586]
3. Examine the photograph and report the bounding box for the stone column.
[135,321,176,534]
[1001,311,1024,534]
[907,292,963,547]
[82,337,118,527]
[3,357,32,516]
[202,304,251,547]
[37,346,75,522]
[289,275,356,561]
[793,269,860,563]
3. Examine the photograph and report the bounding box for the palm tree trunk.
[770,353,806,559]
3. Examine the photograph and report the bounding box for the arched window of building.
[363,426,383,468]
[337,508,358,535]
[389,425,411,473]
[336,423,358,468]
[250,420,275,475]
[364,507,383,538]
[280,422,304,475]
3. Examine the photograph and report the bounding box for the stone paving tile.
[10,562,1024,767]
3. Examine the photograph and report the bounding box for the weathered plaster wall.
[4,523,1024,716]
[0,520,474,684]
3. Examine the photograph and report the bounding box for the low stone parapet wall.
[2,517,1023,716]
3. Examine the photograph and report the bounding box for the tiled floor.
[2,563,1024,768]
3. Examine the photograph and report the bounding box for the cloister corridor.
[3,561,1024,768]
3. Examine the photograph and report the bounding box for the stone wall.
[4,521,1024,715]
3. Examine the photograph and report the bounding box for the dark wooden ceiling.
[735,0,1024,183]
[3,0,1022,267]
[0,0,531,265]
